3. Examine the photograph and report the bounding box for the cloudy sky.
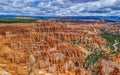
[0,0,120,16]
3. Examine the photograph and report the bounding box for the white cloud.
[0,0,119,16]
[56,0,64,4]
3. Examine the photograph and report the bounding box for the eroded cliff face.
[0,20,119,75]
[93,59,120,75]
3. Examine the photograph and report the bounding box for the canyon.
[0,19,120,75]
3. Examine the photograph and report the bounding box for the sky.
[0,0,120,16]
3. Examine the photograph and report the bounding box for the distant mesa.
[15,16,36,19]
